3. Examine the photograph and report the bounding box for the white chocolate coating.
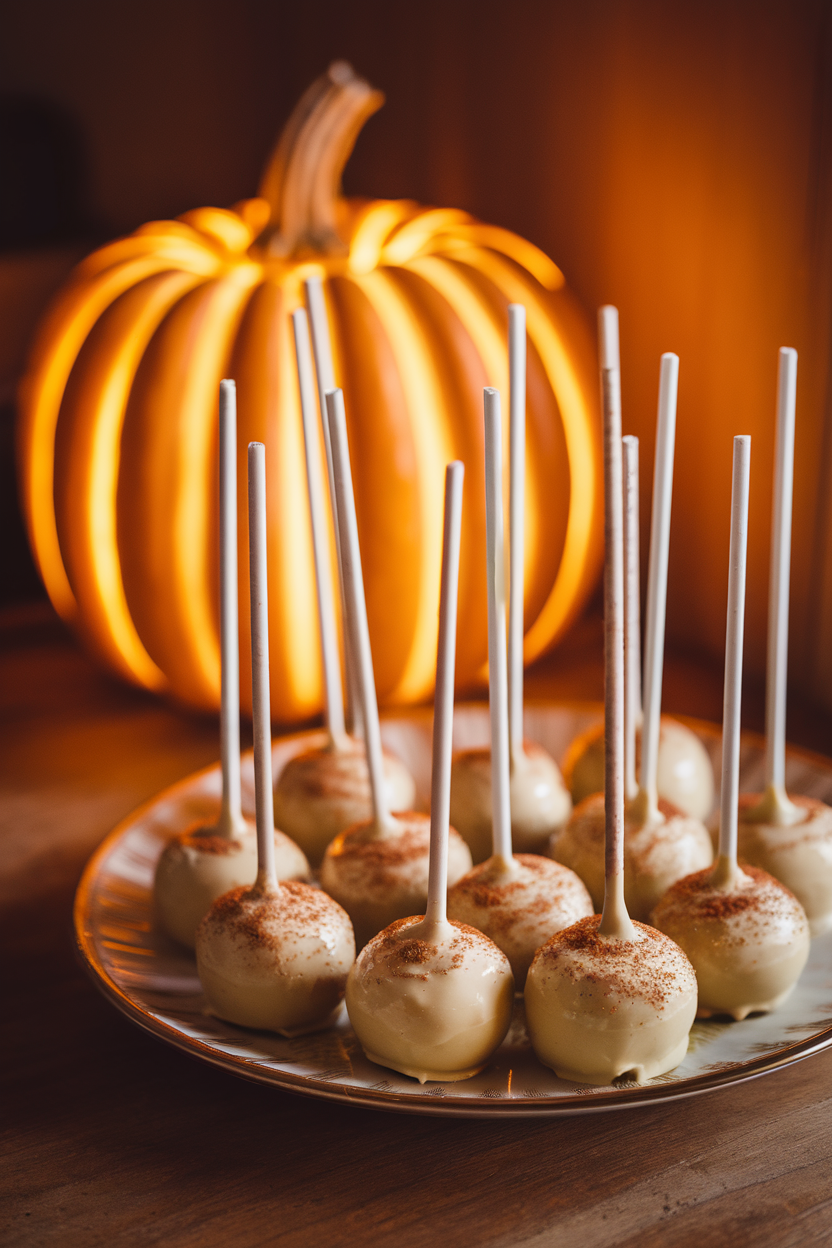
[563,716,715,821]
[447,853,593,987]
[154,820,310,949]
[273,736,416,867]
[651,864,810,1020]
[737,795,832,937]
[195,879,355,1035]
[346,915,514,1082]
[319,812,472,949]
[551,793,713,921]
[449,740,572,864]
[524,915,697,1085]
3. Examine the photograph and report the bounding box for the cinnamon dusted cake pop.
[274,736,415,869]
[318,390,471,947]
[526,307,697,1084]
[196,442,354,1035]
[552,375,713,919]
[734,350,832,936]
[347,463,514,1081]
[273,310,415,868]
[154,382,308,950]
[448,386,591,986]
[449,307,571,864]
[652,436,809,1019]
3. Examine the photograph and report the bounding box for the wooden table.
[3,605,832,1247]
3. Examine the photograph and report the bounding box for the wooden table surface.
[3,605,832,1248]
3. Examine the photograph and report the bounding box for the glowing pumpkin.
[19,61,602,721]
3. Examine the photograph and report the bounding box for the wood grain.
[3,606,832,1247]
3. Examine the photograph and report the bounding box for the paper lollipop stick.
[325,388,392,833]
[508,303,526,765]
[425,461,465,928]
[305,275,362,737]
[762,348,800,823]
[292,308,346,746]
[216,380,246,839]
[597,306,635,939]
[639,353,679,822]
[247,441,278,892]
[484,387,513,864]
[714,435,752,886]
[622,434,640,805]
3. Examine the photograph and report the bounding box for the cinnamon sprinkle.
[533,915,695,1008]
[200,879,351,954]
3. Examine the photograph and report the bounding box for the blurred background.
[2,0,832,719]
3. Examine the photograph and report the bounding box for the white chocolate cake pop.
[553,414,712,919]
[274,737,415,868]
[155,820,308,950]
[526,308,697,1085]
[196,442,354,1035]
[525,916,697,1084]
[552,793,712,921]
[652,437,809,1018]
[737,795,832,937]
[448,852,592,988]
[734,349,832,936]
[318,391,470,947]
[154,381,308,949]
[449,740,571,863]
[449,308,571,862]
[274,309,415,869]
[347,915,513,1082]
[347,462,514,1081]
[448,385,591,984]
[650,864,809,1019]
[321,810,471,949]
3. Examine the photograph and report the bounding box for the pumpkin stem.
[259,61,384,256]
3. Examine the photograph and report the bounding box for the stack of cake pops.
[148,277,820,1087]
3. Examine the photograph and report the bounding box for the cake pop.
[347,463,514,1081]
[561,376,713,823]
[154,381,308,949]
[319,389,471,947]
[553,362,712,918]
[273,307,414,866]
[652,436,809,1019]
[447,387,592,988]
[734,349,832,935]
[449,306,571,863]
[525,306,697,1085]
[196,442,354,1035]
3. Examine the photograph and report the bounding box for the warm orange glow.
[18,65,602,721]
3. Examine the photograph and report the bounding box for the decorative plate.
[74,703,832,1118]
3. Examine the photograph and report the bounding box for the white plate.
[74,702,832,1118]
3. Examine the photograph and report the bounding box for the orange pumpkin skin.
[18,63,602,722]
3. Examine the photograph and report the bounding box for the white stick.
[622,435,640,804]
[292,309,346,746]
[508,303,526,765]
[716,436,751,880]
[484,388,513,863]
[425,461,465,927]
[765,348,798,813]
[325,388,391,833]
[598,306,634,939]
[217,381,244,838]
[305,275,362,738]
[305,275,336,395]
[640,353,679,821]
[247,442,278,891]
